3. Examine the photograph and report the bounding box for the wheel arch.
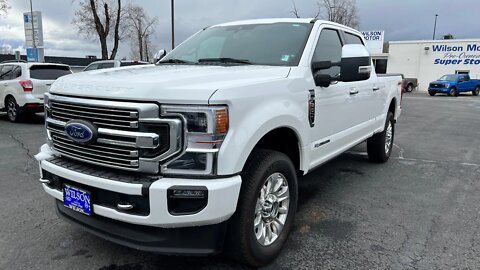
[246,127,303,175]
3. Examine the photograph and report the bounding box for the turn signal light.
[215,108,228,134]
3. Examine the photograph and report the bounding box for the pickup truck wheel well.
[248,128,301,175]
[388,98,396,116]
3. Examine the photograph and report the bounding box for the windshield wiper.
[157,58,196,64]
[198,57,252,65]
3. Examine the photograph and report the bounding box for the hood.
[50,65,291,104]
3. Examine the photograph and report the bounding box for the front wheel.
[367,112,395,163]
[448,87,457,97]
[473,86,480,96]
[225,150,298,267]
[428,91,436,96]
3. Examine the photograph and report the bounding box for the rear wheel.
[367,112,394,163]
[448,87,457,97]
[6,97,24,122]
[406,84,414,92]
[473,86,480,96]
[225,149,298,267]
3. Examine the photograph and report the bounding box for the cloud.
[1,0,480,58]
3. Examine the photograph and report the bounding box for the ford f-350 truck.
[35,18,402,267]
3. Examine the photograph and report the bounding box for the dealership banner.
[431,43,480,66]
[361,31,385,54]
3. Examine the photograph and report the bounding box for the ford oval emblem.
[65,120,97,144]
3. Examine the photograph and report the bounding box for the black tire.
[428,91,436,96]
[406,84,414,92]
[448,87,457,97]
[473,86,480,96]
[6,97,24,122]
[367,112,394,163]
[225,149,298,267]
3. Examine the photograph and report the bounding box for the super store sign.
[433,44,480,65]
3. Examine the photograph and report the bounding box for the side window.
[12,66,22,79]
[100,62,115,69]
[312,29,343,77]
[84,64,99,71]
[465,75,471,81]
[344,32,364,45]
[0,65,13,80]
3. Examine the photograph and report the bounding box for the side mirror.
[339,44,372,82]
[154,49,167,62]
[314,74,333,88]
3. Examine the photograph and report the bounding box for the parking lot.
[0,93,479,270]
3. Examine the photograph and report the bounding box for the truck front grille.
[51,101,140,130]
[45,94,184,174]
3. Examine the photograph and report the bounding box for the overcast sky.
[1,0,479,59]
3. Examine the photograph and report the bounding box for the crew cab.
[428,74,480,96]
[35,18,402,267]
[0,61,72,122]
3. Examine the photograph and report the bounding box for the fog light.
[167,186,208,215]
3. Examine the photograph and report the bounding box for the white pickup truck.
[36,18,402,267]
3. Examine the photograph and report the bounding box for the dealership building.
[387,39,480,91]
[361,31,480,92]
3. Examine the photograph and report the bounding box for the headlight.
[161,105,228,175]
[443,84,450,88]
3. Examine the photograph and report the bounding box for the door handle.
[373,86,380,91]
[349,90,359,95]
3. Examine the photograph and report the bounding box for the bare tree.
[0,0,10,17]
[72,0,124,59]
[291,0,358,29]
[125,4,158,61]
[322,0,359,29]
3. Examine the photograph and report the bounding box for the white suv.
[0,61,72,122]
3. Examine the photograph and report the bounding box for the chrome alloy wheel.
[7,99,17,121]
[385,121,393,154]
[254,173,290,246]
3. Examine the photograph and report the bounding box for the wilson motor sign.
[361,31,385,54]
[432,43,480,65]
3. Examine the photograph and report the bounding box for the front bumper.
[428,87,449,93]
[36,142,241,219]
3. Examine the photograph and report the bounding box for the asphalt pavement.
[0,92,479,270]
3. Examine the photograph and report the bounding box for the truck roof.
[212,18,362,35]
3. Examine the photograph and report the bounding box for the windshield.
[161,23,313,66]
[30,65,72,80]
[438,75,457,81]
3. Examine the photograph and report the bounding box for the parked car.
[0,61,72,122]
[36,18,402,267]
[404,77,418,92]
[83,60,150,71]
[386,73,417,92]
[428,74,480,96]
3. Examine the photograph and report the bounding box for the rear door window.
[29,65,72,80]
[100,62,115,69]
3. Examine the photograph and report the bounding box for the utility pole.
[29,0,37,61]
[432,14,438,40]
[171,0,175,50]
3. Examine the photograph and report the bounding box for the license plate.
[63,184,92,216]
